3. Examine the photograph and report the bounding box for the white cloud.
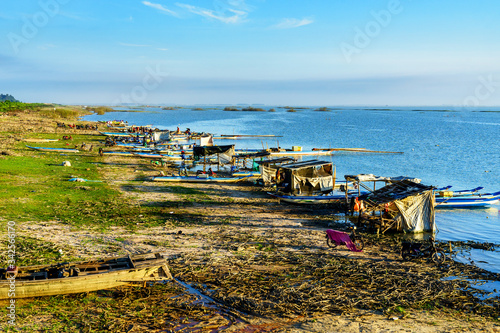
[142,1,179,17]
[157,48,169,51]
[176,3,247,24]
[273,18,314,29]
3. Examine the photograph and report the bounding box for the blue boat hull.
[435,191,500,208]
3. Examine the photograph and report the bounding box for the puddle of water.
[442,276,500,300]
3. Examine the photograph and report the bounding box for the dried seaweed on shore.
[171,227,500,319]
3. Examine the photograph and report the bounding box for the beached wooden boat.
[101,151,137,157]
[268,192,345,204]
[132,152,183,161]
[26,145,79,153]
[435,189,500,208]
[232,170,261,179]
[99,131,139,137]
[0,253,171,299]
[23,138,59,143]
[152,174,251,183]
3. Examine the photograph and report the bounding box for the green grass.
[0,235,80,267]
[0,137,162,229]
[0,147,117,225]
[39,108,80,119]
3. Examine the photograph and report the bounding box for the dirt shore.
[1,109,499,332]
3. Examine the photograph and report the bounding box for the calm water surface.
[85,106,500,272]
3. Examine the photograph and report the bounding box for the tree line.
[0,100,51,113]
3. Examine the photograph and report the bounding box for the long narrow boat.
[220,134,282,137]
[268,192,345,204]
[98,131,139,137]
[312,147,404,154]
[435,190,500,208]
[26,145,79,153]
[0,253,171,299]
[101,151,137,157]
[268,150,334,157]
[152,174,251,183]
[132,152,183,161]
[232,170,261,179]
[436,186,484,196]
[23,138,59,143]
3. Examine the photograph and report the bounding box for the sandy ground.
[1,109,499,332]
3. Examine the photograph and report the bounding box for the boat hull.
[26,145,79,153]
[0,266,165,299]
[0,254,171,299]
[268,192,345,204]
[435,191,500,208]
[435,197,500,208]
[152,175,250,183]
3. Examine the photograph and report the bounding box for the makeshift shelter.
[276,160,334,195]
[193,145,235,170]
[357,180,435,233]
[255,157,295,186]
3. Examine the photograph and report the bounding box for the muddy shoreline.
[0,108,499,332]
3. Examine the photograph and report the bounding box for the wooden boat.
[130,147,194,155]
[268,192,345,204]
[0,253,171,299]
[435,189,500,208]
[232,170,261,179]
[152,174,251,183]
[269,150,334,157]
[312,147,404,154]
[220,134,281,138]
[99,131,138,137]
[26,145,79,153]
[101,151,137,157]
[23,138,59,143]
[132,152,182,161]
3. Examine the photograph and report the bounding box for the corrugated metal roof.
[279,159,332,170]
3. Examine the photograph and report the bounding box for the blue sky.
[1,0,500,106]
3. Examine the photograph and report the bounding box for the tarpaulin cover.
[218,147,235,164]
[153,131,170,142]
[260,165,278,185]
[292,175,333,193]
[193,145,234,161]
[393,190,435,233]
[199,135,214,146]
[326,229,362,252]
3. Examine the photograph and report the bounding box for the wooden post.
[345,179,349,215]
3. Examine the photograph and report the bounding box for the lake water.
[84,106,500,273]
